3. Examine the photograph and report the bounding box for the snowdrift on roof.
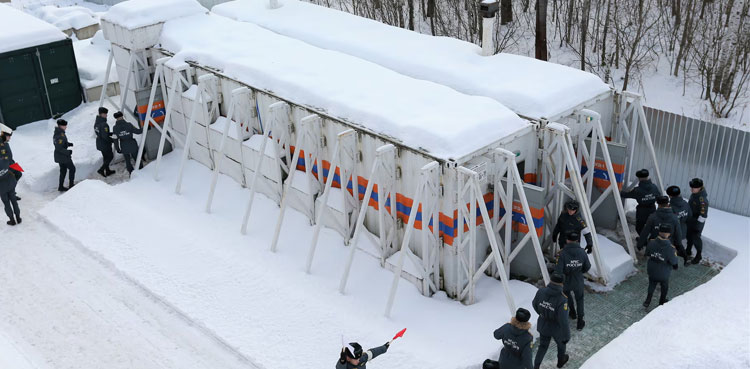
[101,0,207,30]
[213,0,611,120]
[159,13,529,160]
[0,4,67,54]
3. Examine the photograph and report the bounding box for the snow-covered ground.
[37,153,541,368]
[73,30,118,89]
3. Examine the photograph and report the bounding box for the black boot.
[556,354,569,368]
[569,308,577,320]
[105,169,116,176]
[97,168,107,177]
[6,217,16,226]
[15,216,21,224]
[643,299,651,309]
[58,186,69,192]
[691,257,702,265]
[577,319,585,331]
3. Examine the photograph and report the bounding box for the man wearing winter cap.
[337,340,389,368]
[621,169,661,235]
[644,223,679,308]
[0,124,21,200]
[532,273,570,369]
[0,123,21,225]
[94,107,116,177]
[487,308,534,369]
[53,119,75,191]
[551,200,594,254]
[667,186,691,256]
[686,178,709,264]
[638,195,686,263]
[555,232,591,331]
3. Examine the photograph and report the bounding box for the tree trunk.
[674,0,695,76]
[565,0,575,44]
[601,0,611,66]
[580,0,591,70]
[408,0,415,30]
[536,0,549,60]
[501,0,513,25]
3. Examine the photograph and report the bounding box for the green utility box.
[0,38,84,129]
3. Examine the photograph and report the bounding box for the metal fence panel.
[630,106,750,216]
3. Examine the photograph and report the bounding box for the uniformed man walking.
[489,308,534,369]
[686,178,709,265]
[112,111,143,175]
[94,107,116,177]
[337,341,389,368]
[638,196,686,263]
[53,119,75,191]
[643,223,679,308]
[555,232,591,331]
[552,200,594,253]
[620,169,660,234]
[532,273,570,369]
[1,123,21,201]
[0,125,21,225]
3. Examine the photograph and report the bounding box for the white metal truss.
[98,48,150,123]
[304,129,357,259]
[616,91,665,192]
[152,60,193,181]
[285,114,323,224]
[239,101,293,235]
[543,123,611,282]
[489,148,551,284]
[175,74,220,194]
[205,87,252,213]
[384,161,442,317]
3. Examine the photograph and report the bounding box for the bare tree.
[536,0,549,60]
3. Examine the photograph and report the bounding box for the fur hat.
[565,200,579,211]
[551,273,564,284]
[113,111,124,119]
[636,169,649,178]
[57,119,68,126]
[656,196,670,206]
[689,178,704,189]
[515,308,531,323]
[98,107,109,115]
[566,232,580,242]
[658,223,672,233]
[666,185,681,197]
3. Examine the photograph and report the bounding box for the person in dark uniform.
[686,178,709,265]
[643,223,679,308]
[53,119,75,191]
[1,124,21,201]
[667,185,691,248]
[94,107,116,177]
[487,308,534,369]
[0,125,21,225]
[638,196,686,263]
[620,169,660,234]
[112,111,143,175]
[532,273,570,369]
[555,232,591,331]
[337,341,389,368]
[551,200,594,253]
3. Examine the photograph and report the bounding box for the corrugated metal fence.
[630,106,750,216]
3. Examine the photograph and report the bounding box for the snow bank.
[73,31,119,89]
[212,0,611,120]
[39,153,541,368]
[586,234,637,291]
[160,13,528,159]
[33,5,97,31]
[0,4,66,54]
[101,0,207,30]
[10,101,119,192]
[582,208,750,368]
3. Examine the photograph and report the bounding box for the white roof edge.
[0,4,67,54]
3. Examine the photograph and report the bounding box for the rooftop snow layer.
[213,0,611,120]
[159,13,529,160]
[0,4,67,54]
[34,5,98,31]
[101,0,207,30]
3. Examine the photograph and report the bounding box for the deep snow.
[0,3,66,53]
[73,30,119,89]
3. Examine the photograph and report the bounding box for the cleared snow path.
[0,183,261,369]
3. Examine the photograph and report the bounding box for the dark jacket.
[493,320,534,369]
[688,189,709,229]
[532,283,570,341]
[621,179,660,208]
[113,119,143,155]
[53,127,73,163]
[335,344,388,369]
[646,238,679,282]
[94,115,114,151]
[0,140,17,193]
[552,211,593,246]
[554,242,591,293]
[639,207,683,248]
[670,196,691,240]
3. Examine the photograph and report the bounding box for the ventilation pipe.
[480,0,499,56]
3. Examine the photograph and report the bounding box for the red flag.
[9,163,23,172]
[391,328,406,341]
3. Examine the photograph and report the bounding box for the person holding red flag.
[337,329,404,368]
[0,124,21,225]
